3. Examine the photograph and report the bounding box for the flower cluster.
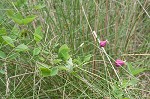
[100,40,125,67]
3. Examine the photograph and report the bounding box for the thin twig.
[9,72,35,79]
[4,61,10,98]
[123,54,150,56]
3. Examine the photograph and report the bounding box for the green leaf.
[122,80,128,88]
[83,54,92,62]
[15,44,29,52]
[6,10,15,18]
[33,47,41,56]
[127,62,134,73]
[58,44,70,61]
[34,4,46,10]
[132,68,146,76]
[122,79,138,88]
[39,67,51,77]
[13,13,23,19]
[34,26,43,42]
[0,27,7,43]
[0,27,7,36]
[11,17,23,25]
[0,50,6,58]
[9,12,36,25]
[59,44,70,53]
[22,15,37,25]
[53,59,62,64]
[10,25,19,39]
[127,62,146,76]
[111,85,123,98]
[2,36,15,47]
[37,62,52,77]
[58,66,68,71]
[0,70,5,74]
[34,33,42,42]
[50,67,58,76]
[66,58,73,72]
[43,50,49,55]
[128,78,138,86]
[14,0,28,8]
[38,57,45,62]
[73,56,82,66]
[10,13,23,24]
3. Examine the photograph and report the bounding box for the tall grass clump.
[0,0,149,98]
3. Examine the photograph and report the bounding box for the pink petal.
[100,40,107,47]
[115,59,125,67]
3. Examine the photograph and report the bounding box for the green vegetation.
[0,0,149,98]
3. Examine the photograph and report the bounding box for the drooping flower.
[100,40,107,47]
[115,59,125,67]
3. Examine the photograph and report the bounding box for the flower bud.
[100,40,107,47]
[115,59,125,67]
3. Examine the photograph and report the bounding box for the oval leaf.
[22,15,37,25]
[58,44,70,61]
[39,67,51,77]
[2,36,15,47]
[15,44,29,52]
[50,67,58,76]
[34,26,43,42]
[0,50,6,59]
[33,47,41,56]
[83,54,92,62]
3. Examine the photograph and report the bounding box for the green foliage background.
[0,0,149,98]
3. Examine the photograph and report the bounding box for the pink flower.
[115,59,125,67]
[100,40,107,47]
